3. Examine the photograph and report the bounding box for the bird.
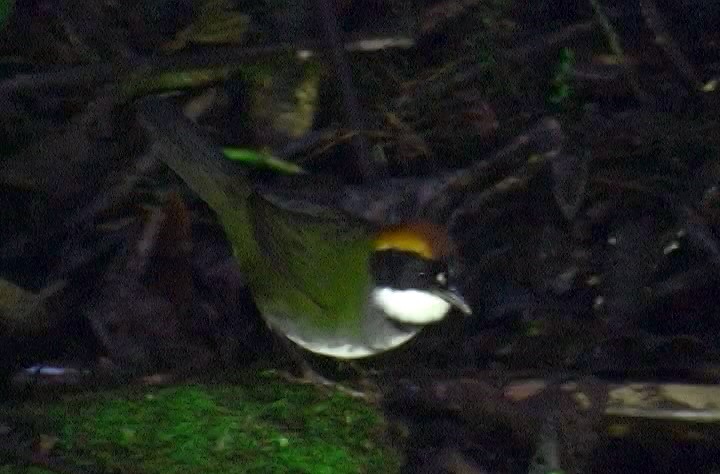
[135,97,472,359]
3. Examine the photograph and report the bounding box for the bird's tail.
[134,97,252,219]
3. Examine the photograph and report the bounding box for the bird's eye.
[435,272,447,286]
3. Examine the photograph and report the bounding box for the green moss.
[2,374,400,473]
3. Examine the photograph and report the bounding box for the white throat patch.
[371,287,452,324]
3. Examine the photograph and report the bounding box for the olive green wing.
[248,192,373,327]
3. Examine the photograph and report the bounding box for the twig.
[447,117,564,190]
[419,0,482,35]
[587,0,654,104]
[454,167,531,214]
[420,118,564,223]
[639,0,707,95]
[0,37,412,95]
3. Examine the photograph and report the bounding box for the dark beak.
[437,287,472,315]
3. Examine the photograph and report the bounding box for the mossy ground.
[0,372,401,473]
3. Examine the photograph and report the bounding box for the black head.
[368,249,471,324]
[370,249,450,292]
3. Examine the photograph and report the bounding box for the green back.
[162,149,374,334]
[242,193,374,331]
[139,97,373,334]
